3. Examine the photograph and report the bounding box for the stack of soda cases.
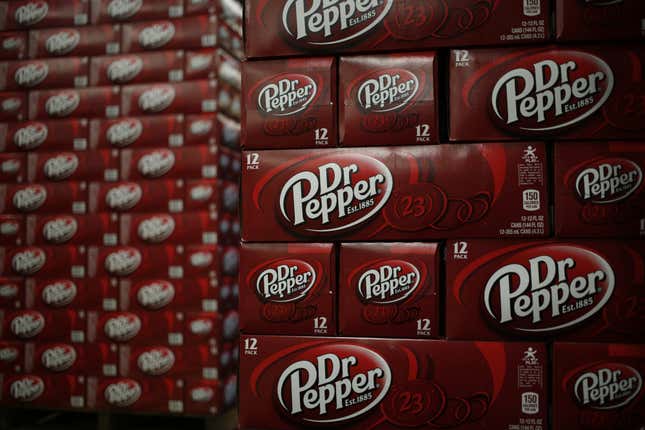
[0,0,243,417]
[238,1,645,429]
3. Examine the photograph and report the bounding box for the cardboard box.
[0,33,27,60]
[29,86,120,120]
[0,92,27,121]
[1,119,89,152]
[1,182,88,214]
[26,214,119,245]
[120,146,217,180]
[0,373,85,408]
[0,309,85,342]
[121,80,216,116]
[87,376,183,413]
[90,50,183,86]
[87,311,183,345]
[91,0,183,23]
[89,115,183,149]
[0,1,89,30]
[0,153,25,182]
[121,15,216,52]
[29,25,121,58]
[120,212,217,245]
[445,240,645,343]
[119,278,217,312]
[88,180,183,213]
[27,150,119,182]
[0,246,86,278]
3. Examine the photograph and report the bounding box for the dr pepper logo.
[482,244,615,334]
[490,51,614,133]
[277,153,392,234]
[252,259,317,303]
[354,259,420,304]
[257,74,317,116]
[41,344,77,372]
[572,362,642,410]
[274,343,391,423]
[574,158,642,204]
[10,376,44,402]
[14,2,49,27]
[281,0,393,46]
[356,69,419,113]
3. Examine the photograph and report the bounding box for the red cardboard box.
[120,146,217,181]
[556,0,645,42]
[241,143,550,241]
[240,243,335,336]
[239,336,547,429]
[183,377,229,416]
[340,53,438,146]
[91,0,183,23]
[120,212,217,245]
[0,374,85,408]
[216,114,240,149]
[89,115,183,149]
[0,246,86,278]
[553,342,645,430]
[184,179,238,214]
[25,342,117,376]
[339,242,439,338]
[29,86,120,120]
[245,0,549,58]
[449,45,645,141]
[121,80,216,116]
[0,216,24,246]
[1,182,88,214]
[90,50,184,86]
[29,25,121,58]
[0,278,24,309]
[0,33,27,60]
[217,81,240,119]
[25,278,118,311]
[0,341,24,372]
[184,312,225,345]
[243,57,336,149]
[445,240,645,343]
[121,16,217,53]
[0,310,85,342]
[184,245,220,278]
[87,246,184,279]
[0,1,89,30]
[0,153,25,182]
[554,141,645,238]
[217,20,242,60]
[0,92,27,121]
[87,311,183,345]
[119,344,218,379]
[87,376,183,413]
[185,49,240,85]
[88,180,184,213]
[0,57,88,90]
[26,214,119,245]
[27,150,119,182]
[119,278,217,312]
[184,114,218,146]
[1,119,89,152]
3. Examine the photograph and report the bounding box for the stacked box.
[0,0,242,417]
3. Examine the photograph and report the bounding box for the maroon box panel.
[90,50,183,86]
[0,92,27,121]
[242,57,336,149]
[240,243,335,336]
[24,342,117,376]
[27,150,119,182]
[339,242,439,338]
[340,53,438,146]
[89,115,183,149]
[555,141,645,238]
[445,240,645,343]
[0,33,27,60]
[118,344,218,379]
[120,146,217,181]
[29,86,120,120]
[556,0,645,42]
[120,212,217,246]
[26,214,119,245]
[0,153,26,182]
[119,278,217,312]
[121,80,216,116]
[239,336,547,430]
[29,25,121,58]
[0,310,85,342]
[0,182,88,214]
[245,0,550,58]
[87,311,183,345]
[0,119,89,152]
[0,1,89,31]
[241,144,549,241]
[88,180,183,213]
[87,376,182,413]
[0,216,25,246]
[0,246,86,278]
[91,0,183,24]
[0,57,88,91]
[87,246,184,279]
[449,45,645,141]
[25,278,118,311]
[121,15,217,53]
[553,343,645,430]
[0,374,85,409]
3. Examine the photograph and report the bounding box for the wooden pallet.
[0,408,237,430]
